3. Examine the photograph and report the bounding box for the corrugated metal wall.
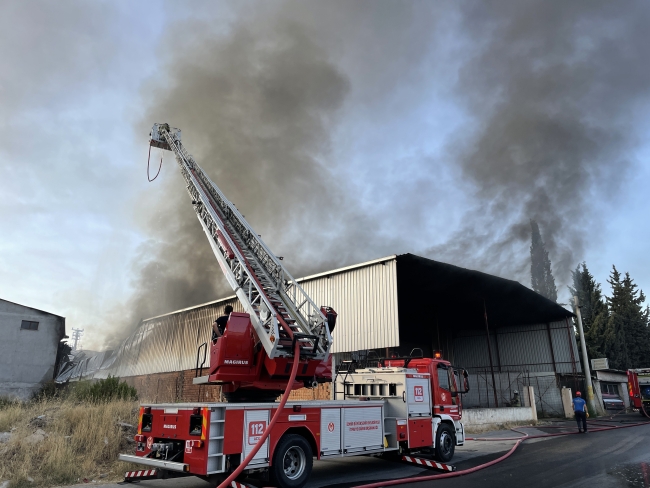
[452,320,581,374]
[95,298,240,379]
[298,257,399,353]
[79,256,578,394]
[93,257,399,378]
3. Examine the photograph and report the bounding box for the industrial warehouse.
[57,253,585,419]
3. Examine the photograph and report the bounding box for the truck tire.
[270,434,313,488]
[433,423,455,463]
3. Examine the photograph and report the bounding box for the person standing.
[212,305,234,341]
[573,391,588,433]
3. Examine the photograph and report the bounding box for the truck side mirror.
[462,369,470,393]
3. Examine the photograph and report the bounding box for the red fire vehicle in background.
[628,368,650,417]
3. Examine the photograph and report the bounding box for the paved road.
[71,416,650,488]
[405,419,650,488]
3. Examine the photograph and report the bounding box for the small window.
[601,383,619,395]
[437,365,450,390]
[21,320,39,331]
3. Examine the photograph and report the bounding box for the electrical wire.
[217,341,302,488]
[147,144,163,182]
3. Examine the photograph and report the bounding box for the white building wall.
[0,299,65,400]
[92,257,400,379]
[298,256,399,354]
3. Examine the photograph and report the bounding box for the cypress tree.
[569,262,608,360]
[587,312,608,359]
[602,266,650,369]
[530,220,557,302]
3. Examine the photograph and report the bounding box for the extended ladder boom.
[150,123,332,361]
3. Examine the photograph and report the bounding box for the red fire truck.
[627,368,650,417]
[119,356,469,488]
[119,125,469,487]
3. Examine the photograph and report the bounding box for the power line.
[71,328,84,351]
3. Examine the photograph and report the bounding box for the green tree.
[530,220,557,302]
[602,266,650,369]
[569,262,608,359]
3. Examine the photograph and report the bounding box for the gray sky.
[1,1,649,349]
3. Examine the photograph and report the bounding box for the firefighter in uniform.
[573,391,588,433]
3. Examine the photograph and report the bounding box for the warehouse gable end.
[0,298,66,400]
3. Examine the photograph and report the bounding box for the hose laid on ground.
[353,420,650,488]
[217,342,301,488]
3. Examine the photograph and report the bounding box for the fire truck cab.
[334,357,469,461]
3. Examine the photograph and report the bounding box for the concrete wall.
[462,406,536,429]
[0,299,65,400]
[561,387,574,418]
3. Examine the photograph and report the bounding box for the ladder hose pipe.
[353,420,650,488]
[217,341,302,488]
[147,144,163,182]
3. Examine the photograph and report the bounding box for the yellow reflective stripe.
[201,407,208,440]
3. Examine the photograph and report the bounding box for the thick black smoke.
[120,1,650,343]
[123,7,366,338]
[428,1,650,286]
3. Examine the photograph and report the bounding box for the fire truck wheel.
[641,404,650,418]
[434,423,455,463]
[271,434,313,488]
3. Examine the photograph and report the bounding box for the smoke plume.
[427,1,650,285]
[124,5,372,338]
[119,1,650,343]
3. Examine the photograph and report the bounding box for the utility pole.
[71,328,84,351]
[573,296,596,414]
[483,300,499,408]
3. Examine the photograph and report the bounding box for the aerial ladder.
[149,124,335,401]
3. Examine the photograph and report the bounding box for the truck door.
[450,367,462,419]
[434,364,458,419]
[243,410,270,465]
[405,374,432,417]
